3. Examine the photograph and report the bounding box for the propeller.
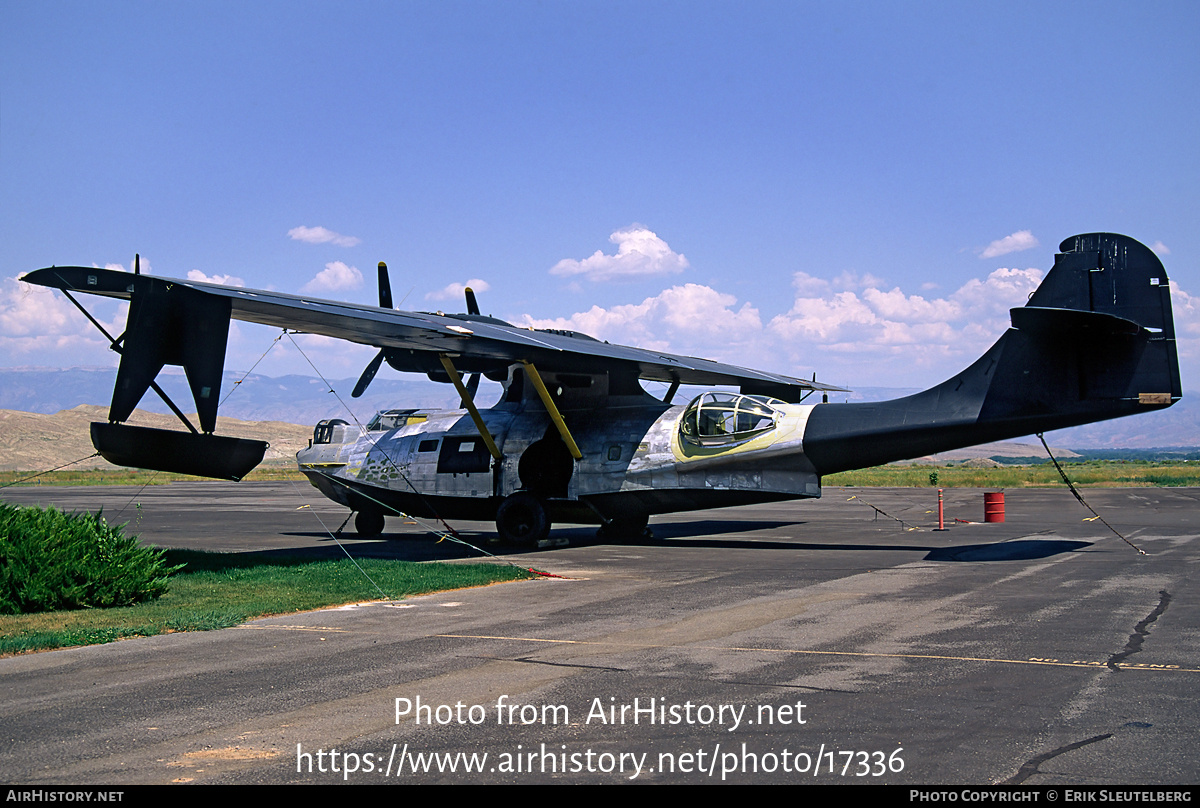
[352,349,386,398]
[377,260,393,309]
[350,266,485,403]
[352,262,393,398]
[459,286,481,407]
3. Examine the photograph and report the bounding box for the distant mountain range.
[0,367,468,428]
[1,367,1195,449]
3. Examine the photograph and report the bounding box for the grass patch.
[0,548,536,655]
[825,461,1200,488]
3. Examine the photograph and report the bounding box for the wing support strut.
[521,361,583,461]
[663,378,681,404]
[437,354,503,461]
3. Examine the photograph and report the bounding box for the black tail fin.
[803,233,1181,475]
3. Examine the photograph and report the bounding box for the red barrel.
[984,492,1005,523]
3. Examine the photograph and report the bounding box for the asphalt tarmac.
[1,481,1197,785]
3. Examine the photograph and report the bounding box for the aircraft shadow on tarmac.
[276,522,1094,564]
[924,539,1093,562]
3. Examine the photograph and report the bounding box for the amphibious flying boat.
[22,233,1180,544]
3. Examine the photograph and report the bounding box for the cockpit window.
[313,418,349,445]
[367,409,428,431]
[679,393,783,446]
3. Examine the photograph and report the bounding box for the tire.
[496,492,551,545]
[354,509,386,537]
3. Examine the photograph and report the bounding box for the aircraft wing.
[21,265,846,395]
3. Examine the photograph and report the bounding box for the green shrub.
[0,504,180,614]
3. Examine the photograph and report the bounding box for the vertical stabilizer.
[803,233,1180,475]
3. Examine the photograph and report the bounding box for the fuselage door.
[436,435,493,474]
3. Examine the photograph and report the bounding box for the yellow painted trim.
[437,354,503,461]
[671,408,806,463]
[521,361,583,460]
[672,425,780,462]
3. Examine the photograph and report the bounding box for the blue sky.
[3,1,1197,393]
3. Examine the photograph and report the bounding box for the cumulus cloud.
[981,230,1039,259]
[832,270,886,291]
[521,283,762,364]
[1151,240,1171,256]
[1169,281,1198,333]
[426,279,492,302]
[97,258,151,274]
[550,226,689,282]
[1162,280,1200,392]
[790,272,831,297]
[0,258,154,367]
[516,264,1068,385]
[288,225,361,248]
[767,267,1045,379]
[300,262,364,294]
[187,270,245,287]
[2,278,87,339]
[0,276,126,365]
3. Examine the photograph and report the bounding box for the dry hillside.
[0,406,314,472]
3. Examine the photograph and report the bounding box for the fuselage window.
[417,439,439,453]
[679,393,782,446]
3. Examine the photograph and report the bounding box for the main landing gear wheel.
[495,492,551,545]
[354,510,385,537]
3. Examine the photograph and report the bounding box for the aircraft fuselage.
[296,381,822,539]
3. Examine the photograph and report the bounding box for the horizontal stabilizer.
[1009,306,1143,338]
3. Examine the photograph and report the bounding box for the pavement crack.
[742,682,859,694]
[469,655,857,693]
[1107,589,1171,671]
[515,656,630,672]
[1001,733,1113,785]
[484,655,629,673]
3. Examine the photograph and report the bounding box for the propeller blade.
[460,372,480,409]
[378,262,393,309]
[464,286,479,316]
[352,349,386,398]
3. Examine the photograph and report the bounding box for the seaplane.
[21,233,1180,544]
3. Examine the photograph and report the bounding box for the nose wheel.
[496,492,550,545]
[354,509,385,537]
